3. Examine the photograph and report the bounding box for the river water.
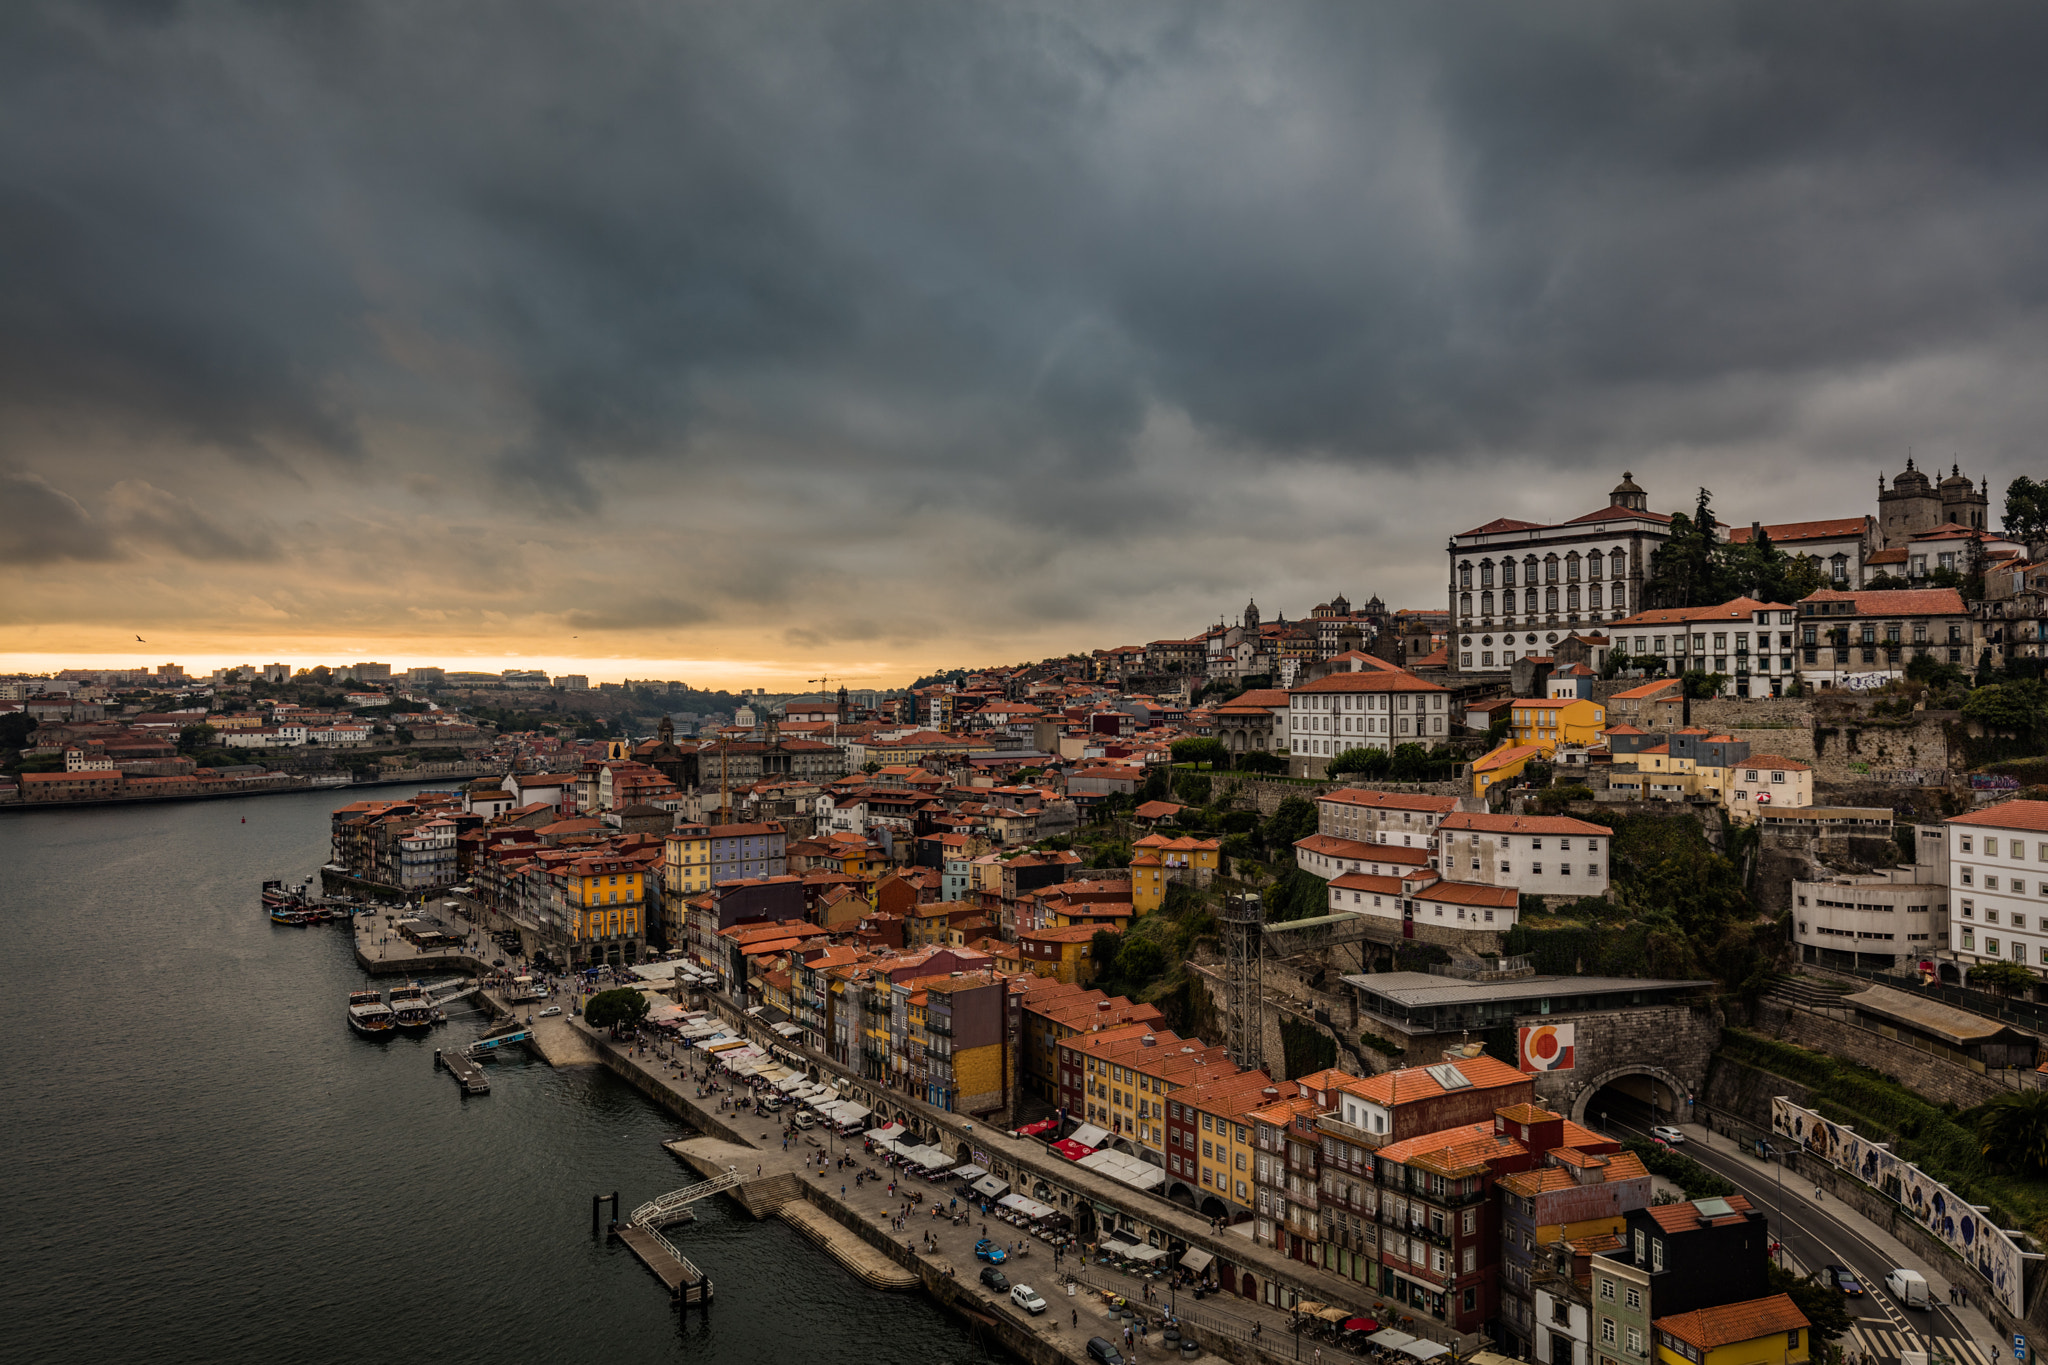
[0,787,1000,1364]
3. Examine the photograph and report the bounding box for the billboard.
[1772,1097,2029,1318]
[1518,1023,1576,1072]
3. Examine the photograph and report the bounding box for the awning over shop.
[1365,1330,1416,1350]
[1075,1148,1166,1191]
[1015,1118,1059,1137]
[998,1193,1058,1220]
[951,1164,989,1183]
[972,1175,1011,1199]
[1069,1123,1111,1148]
[1316,1307,1348,1324]
[1122,1244,1167,1265]
[1398,1342,1450,1362]
[1177,1248,1214,1273]
[868,1123,907,1143]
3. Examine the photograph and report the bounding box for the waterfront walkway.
[598,1025,1413,1365]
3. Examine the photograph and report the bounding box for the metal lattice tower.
[1222,892,1264,1072]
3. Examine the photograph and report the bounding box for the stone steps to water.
[779,1200,921,1290]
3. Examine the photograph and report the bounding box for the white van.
[792,1111,816,1131]
[1885,1268,1931,1309]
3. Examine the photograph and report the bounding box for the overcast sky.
[6,1,2047,686]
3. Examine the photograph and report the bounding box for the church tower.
[1878,457,1940,549]
[1609,471,1647,512]
[1940,464,1989,531]
[1243,598,1261,632]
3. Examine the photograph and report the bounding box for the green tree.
[1645,490,1727,608]
[1680,669,1730,701]
[1963,680,2046,736]
[1115,938,1168,990]
[1765,1263,1853,1345]
[1139,767,1170,802]
[1261,796,1320,852]
[0,712,40,751]
[1973,1089,2048,1174]
[1171,737,1228,769]
[1327,746,1378,776]
[2005,475,2048,546]
[1863,570,1908,591]
[1088,930,1125,985]
[1603,648,1630,679]
[583,988,650,1031]
[177,723,218,753]
[1234,751,1286,774]
[1967,959,2036,998]
[1386,742,1434,781]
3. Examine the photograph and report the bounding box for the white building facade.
[1449,474,1676,675]
[1287,672,1451,779]
[1435,813,1612,900]
[1945,802,2048,977]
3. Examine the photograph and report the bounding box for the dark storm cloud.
[0,469,117,564]
[5,0,2048,644]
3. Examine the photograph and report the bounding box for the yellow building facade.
[1508,698,1607,755]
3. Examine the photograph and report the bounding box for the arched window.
[1459,561,1472,589]
[1566,553,1582,582]
[1611,583,1626,609]
[1480,560,1495,588]
[1588,552,1604,581]
[1502,559,1517,587]
[1524,555,1539,583]
[1610,549,1626,577]
[1460,592,1472,615]
[1545,587,1559,612]
[1525,588,1539,614]
[1589,584,1604,609]
[1481,591,1494,615]
[1544,555,1560,584]
[1567,585,1581,611]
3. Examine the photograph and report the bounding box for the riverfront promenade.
[587,1018,1439,1365]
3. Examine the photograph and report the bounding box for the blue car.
[975,1238,1008,1264]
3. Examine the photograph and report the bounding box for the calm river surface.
[0,787,1000,1365]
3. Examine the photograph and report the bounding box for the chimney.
[1141,1034,1156,1047]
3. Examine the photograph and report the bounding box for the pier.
[612,1222,713,1307]
[434,1047,489,1094]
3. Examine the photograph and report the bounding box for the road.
[1600,1095,1998,1365]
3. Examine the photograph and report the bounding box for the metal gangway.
[629,1169,746,1228]
[465,1028,532,1058]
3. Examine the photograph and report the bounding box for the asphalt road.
[1597,1094,1996,1364]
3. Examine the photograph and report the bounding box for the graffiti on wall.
[1772,1097,2028,1317]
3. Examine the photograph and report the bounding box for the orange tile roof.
[1609,678,1681,701]
[1440,813,1612,835]
[1472,744,1541,772]
[1318,788,1463,813]
[1645,1193,1755,1233]
[1947,799,2048,833]
[1725,517,1870,544]
[1654,1294,1807,1351]
[1610,597,1794,627]
[1295,834,1433,864]
[1801,587,1966,615]
[1292,671,1445,695]
[1339,1053,1528,1107]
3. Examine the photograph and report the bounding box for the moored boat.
[347,989,397,1036]
[387,984,435,1032]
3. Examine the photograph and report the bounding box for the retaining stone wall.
[1752,999,2023,1110]
[1810,717,1953,785]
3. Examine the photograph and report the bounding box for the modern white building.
[1944,801,2048,981]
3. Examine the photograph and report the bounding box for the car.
[1650,1126,1685,1145]
[975,1238,1008,1264]
[980,1265,1010,1293]
[1011,1284,1048,1315]
[538,1006,562,1017]
[1087,1337,1126,1365]
[1825,1264,1865,1297]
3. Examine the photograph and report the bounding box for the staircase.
[1765,974,1855,1012]
[736,1171,806,1218]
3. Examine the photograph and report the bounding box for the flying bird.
[136,635,146,642]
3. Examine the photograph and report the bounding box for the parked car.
[980,1265,1010,1293]
[1088,1337,1126,1365]
[538,1006,562,1017]
[792,1111,816,1131]
[1825,1264,1865,1297]
[1650,1125,1685,1145]
[1011,1284,1048,1315]
[975,1238,1008,1264]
